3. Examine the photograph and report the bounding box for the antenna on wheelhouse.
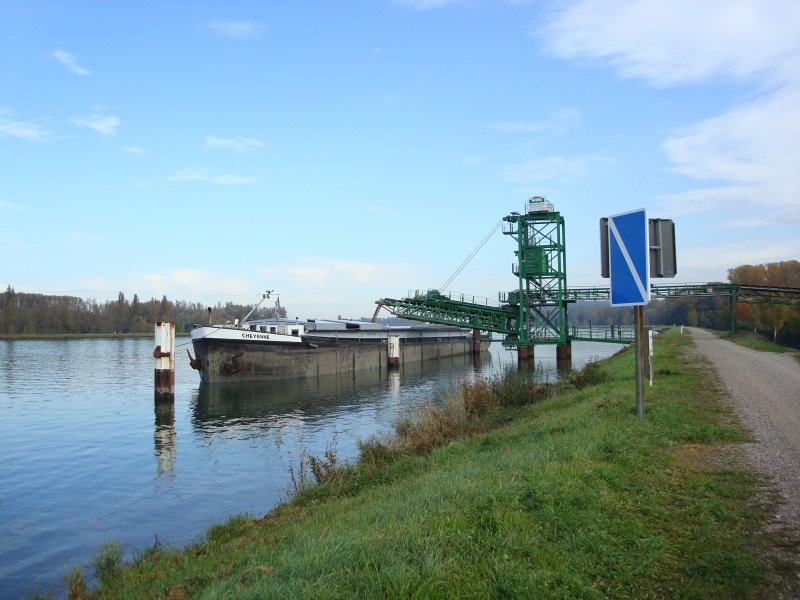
[241,290,275,323]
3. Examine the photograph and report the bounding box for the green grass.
[64,329,799,599]
[719,330,800,363]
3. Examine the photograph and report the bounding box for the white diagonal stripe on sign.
[608,217,648,302]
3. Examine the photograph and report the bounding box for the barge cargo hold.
[189,318,489,383]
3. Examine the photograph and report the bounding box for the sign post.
[601,210,675,418]
[607,208,649,419]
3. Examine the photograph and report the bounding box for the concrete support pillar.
[518,345,533,360]
[472,328,482,354]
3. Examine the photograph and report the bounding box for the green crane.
[501,196,568,352]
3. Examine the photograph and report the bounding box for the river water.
[0,337,623,598]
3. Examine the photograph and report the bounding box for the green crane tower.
[500,197,570,360]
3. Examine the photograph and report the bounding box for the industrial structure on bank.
[375,198,800,364]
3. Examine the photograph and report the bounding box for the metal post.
[648,328,654,387]
[634,306,645,419]
[729,294,735,334]
[154,321,175,400]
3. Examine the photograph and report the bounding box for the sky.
[1,0,798,319]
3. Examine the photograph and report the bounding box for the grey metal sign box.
[600,217,677,278]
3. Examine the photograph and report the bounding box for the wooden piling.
[154,321,175,400]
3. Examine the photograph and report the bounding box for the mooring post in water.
[387,335,400,368]
[154,321,175,399]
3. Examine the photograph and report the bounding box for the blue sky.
[2,0,798,318]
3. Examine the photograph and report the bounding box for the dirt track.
[690,328,800,534]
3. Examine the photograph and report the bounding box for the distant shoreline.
[0,332,191,340]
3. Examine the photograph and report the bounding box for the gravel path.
[690,328,800,535]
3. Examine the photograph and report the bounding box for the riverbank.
[0,332,194,340]
[64,329,799,598]
[0,333,154,340]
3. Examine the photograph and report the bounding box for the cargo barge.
[189,316,489,383]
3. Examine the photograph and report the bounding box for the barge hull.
[193,338,489,383]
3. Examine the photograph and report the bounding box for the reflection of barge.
[190,317,489,384]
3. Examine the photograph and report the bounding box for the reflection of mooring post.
[154,321,175,400]
[154,396,176,474]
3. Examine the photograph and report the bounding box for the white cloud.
[262,259,382,287]
[541,0,800,87]
[71,114,120,135]
[123,146,146,155]
[67,232,105,242]
[491,107,581,136]
[168,168,207,182]
[0,115,51,141]
[52,49,92,76]
[140,269,254,300]
[540,0,800,226]
[677,238,800,281]
[258,257,430,316]
[39,269,256,305]
[204,135,263,151]
[208,20,259,40]
[658,87,800,224]
[210,174,257,185]
[393,0,466,10]
[168,167,257,185]
[501,154,605,183]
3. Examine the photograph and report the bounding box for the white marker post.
[154,321,175,400]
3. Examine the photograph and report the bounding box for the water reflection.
[190,351,494,436]
[154,400,176,474]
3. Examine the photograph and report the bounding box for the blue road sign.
[608,208,650,306]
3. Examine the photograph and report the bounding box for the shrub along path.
[69,329,799,599]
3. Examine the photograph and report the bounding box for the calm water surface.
[0,337,623,598]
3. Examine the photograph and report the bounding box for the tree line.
[568,260,799,346]
[2,260,797,344]
[0,287,287,335]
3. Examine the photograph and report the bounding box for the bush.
[565,358,609,389]
[357,436,402,470]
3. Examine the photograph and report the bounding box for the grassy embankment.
[64,329,798,599]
